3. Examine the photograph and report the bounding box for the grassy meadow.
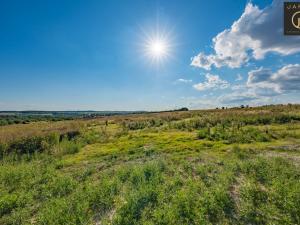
[1,104,300,224]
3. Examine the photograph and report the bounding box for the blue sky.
[0,0,299,110]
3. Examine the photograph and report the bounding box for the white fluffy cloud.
[219,64,300,105]
[193,73,229,91]
[191,0,300,70]
[247,64,300,93]
[271,64,300,91]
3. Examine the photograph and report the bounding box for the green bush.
[1,132,82,157]
[58,139,81,155]
[5,133,60,156]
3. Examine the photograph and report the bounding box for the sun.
[144,37,170,63]
[149,40,167,57]
[139,24,175,65]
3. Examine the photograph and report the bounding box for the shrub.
[5,133,60,156]
[57,139,81,155]
[8,136,49,154]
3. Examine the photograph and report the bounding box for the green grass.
[1,105,300,224]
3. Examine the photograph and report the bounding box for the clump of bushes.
[0,130,82,158]
[0,134,57,158]
[197,125,272,144]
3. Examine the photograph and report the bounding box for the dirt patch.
[229,175,245,221]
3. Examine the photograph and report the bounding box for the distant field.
[0,110,147,126]
[1,105,300,224]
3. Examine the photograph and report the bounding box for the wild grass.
[0,104,300,224]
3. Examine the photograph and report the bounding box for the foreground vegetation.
[0,104,300,224]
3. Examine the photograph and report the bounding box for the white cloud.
[246,67,280,94]
[271,64,300,91]
[219,63,300,106]
[191,0,300,70]
[218,88,279,106]
[220,63,300,106]
[175,78,193,83]
[218,91,259,104]
[190,53,215,70]
[247,64,300,93]
[248,68,273,84]
[193,73,229,91]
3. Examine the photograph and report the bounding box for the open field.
[1,105,300,224]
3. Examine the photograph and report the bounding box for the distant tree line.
[0,115,72,126]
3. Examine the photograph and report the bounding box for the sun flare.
[144,37,170,63]
[140,25,174,65]
[149,40,167,57]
